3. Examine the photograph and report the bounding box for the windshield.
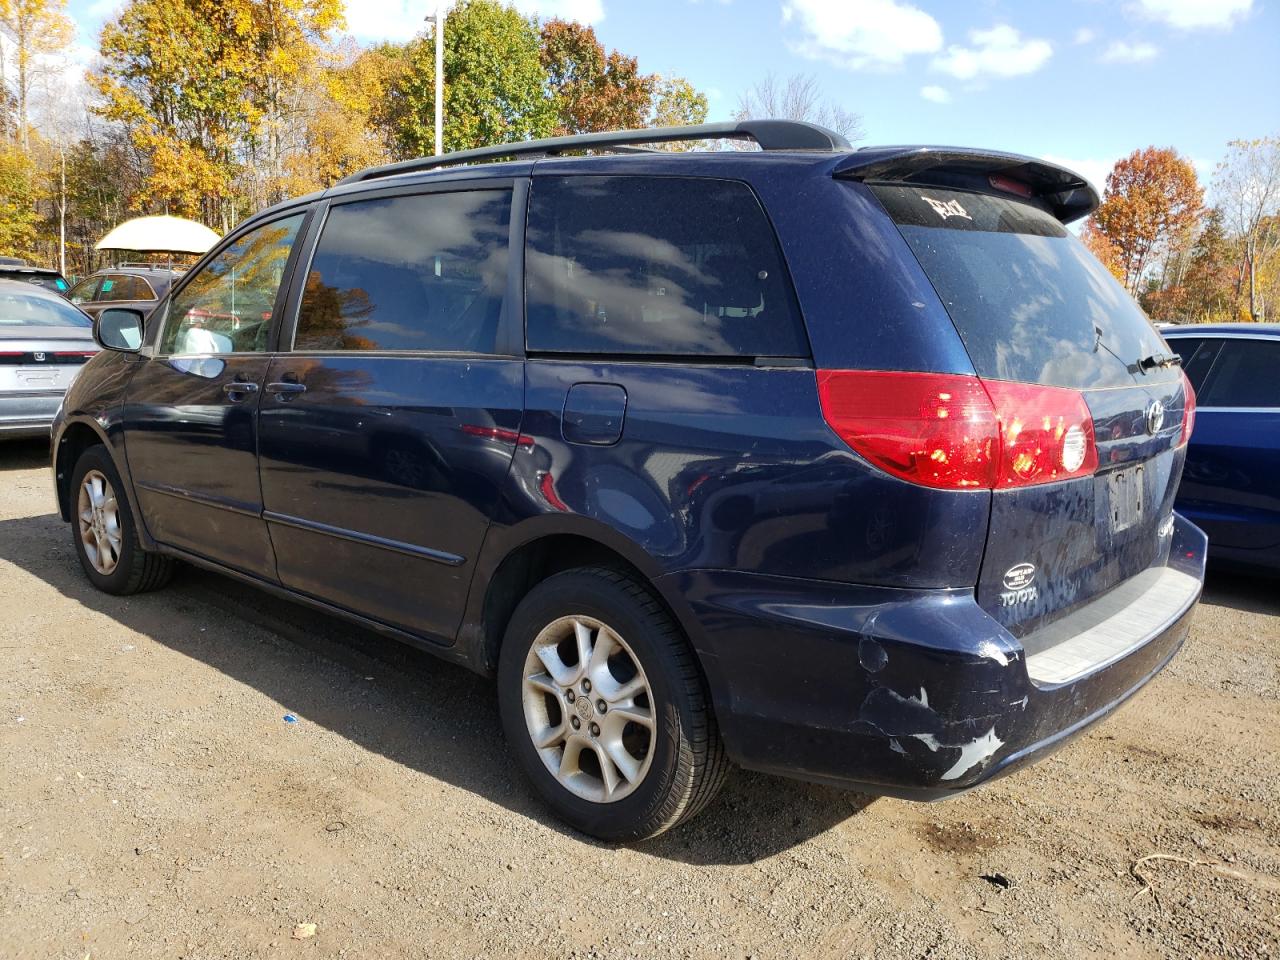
[872,184,1174,390]
[0,290,92,328]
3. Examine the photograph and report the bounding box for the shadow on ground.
[0,438,48,472]
[0,500,872,865]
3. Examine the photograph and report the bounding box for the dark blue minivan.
[51,122,1206,840]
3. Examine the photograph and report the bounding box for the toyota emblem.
[1145,399,1165,436]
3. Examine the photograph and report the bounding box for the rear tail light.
[817,370,1098,490]
[1178,370,1196,446]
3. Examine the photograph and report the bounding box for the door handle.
[265,381,307,399]
[223,380,259,399]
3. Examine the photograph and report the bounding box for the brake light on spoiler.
[817,370,1099,490]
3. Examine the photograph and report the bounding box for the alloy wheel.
[520,615,656,803]
[77,469,122,576]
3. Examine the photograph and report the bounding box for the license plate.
[16,367,60,388]
[1108,466,1144,532]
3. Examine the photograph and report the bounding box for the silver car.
[0,279,98,438]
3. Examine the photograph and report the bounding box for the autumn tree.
[92,0,342,227]
[540,18,653,135]
[0,140,39,255]
[1092,147,1203,296]
[281,42,399,194]
[0,0,74,152]
[1081,219,1125,282]
[733,73,863,144]
[1214,136,1280,321]
[385,0,554,158]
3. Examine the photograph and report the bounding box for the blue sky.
[65,0,1280,192]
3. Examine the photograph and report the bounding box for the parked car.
[1163,324,1280,574]
[67,265,179,320]
[50,121,1206,841]
[0,280,97,438]
[0,263,71,296]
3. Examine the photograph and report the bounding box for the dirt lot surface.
[1,438,1277,960]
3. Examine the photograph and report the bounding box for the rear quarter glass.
[871,184,1177,390]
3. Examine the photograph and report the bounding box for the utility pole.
[425,2,446,156]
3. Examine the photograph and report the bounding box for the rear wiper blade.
[1138,352,1182,372]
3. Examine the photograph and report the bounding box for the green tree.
[386,0,555,158]
[648,75,708,148]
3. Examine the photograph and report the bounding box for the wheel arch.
[459,516,707,680]
[53,417,154,550]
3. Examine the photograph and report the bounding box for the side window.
[525,176,807,358]
[1198,340,1280,409]
[293,190,511,353]
[1170,338,1221,393]
[95,275,127,301]
[69,277,99,305]
[113,275,153,301]
[162,214,305,355]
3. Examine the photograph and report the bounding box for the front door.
[257,186,523,642]
[123,212,308,579]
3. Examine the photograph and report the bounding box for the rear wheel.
[497,567,728,841]
[70,445,173,595]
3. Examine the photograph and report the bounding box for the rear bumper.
[660,513,1207,798]
[0,391,62,438]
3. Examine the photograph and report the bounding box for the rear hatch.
[869,183,1190,637]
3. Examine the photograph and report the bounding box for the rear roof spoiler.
[833,146,1099,224]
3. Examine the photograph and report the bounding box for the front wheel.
[497,567,728,841]
[70,445,173,595]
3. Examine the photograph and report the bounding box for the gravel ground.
[0,437,1277,959]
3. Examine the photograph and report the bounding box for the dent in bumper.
[661,513,1207,798]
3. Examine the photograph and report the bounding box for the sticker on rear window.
[922,195,973,221]
[101,279,114,292]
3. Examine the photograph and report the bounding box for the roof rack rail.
[336,119,851,186]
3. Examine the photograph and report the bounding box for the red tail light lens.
[1178,370,1196,447]
[982,380,1098,486]
[816,371,998,489]
[817,370,1098,490]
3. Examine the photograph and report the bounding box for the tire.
[497,567,729,842]
[70,445,174,595]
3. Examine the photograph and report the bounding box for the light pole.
[424,2,447,156]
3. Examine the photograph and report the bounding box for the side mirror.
[95,308,144,353]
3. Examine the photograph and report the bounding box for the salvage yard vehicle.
[50,121,1206,841]
[68,265,180,321]
[1164,324,1280,575]
[0,280,97,438]
[0,262,71,296]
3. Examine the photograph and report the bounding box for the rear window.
[0,291,91,327]
[1199,339,1280,408]
[872,185,1173,389]
[525,176,806,358]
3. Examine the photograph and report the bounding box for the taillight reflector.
[1178,370,1196,446]
[817,370,1099,490]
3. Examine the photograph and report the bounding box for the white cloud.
[932,25,1052,80]
[1100,40,1159,62]
[1134,0,1252,29]
[782,0,943,69]
[344,0,603,41]
[1073,27,1096,44]
[920,85,951,103]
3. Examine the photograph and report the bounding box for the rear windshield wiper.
[1137,352,1182,372]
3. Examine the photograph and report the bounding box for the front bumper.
[660,513,1207,798]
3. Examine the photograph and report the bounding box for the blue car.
[50,121,1205,841]
[1163,324,1280,574]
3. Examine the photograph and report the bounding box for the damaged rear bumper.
[661,513,1207,799]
